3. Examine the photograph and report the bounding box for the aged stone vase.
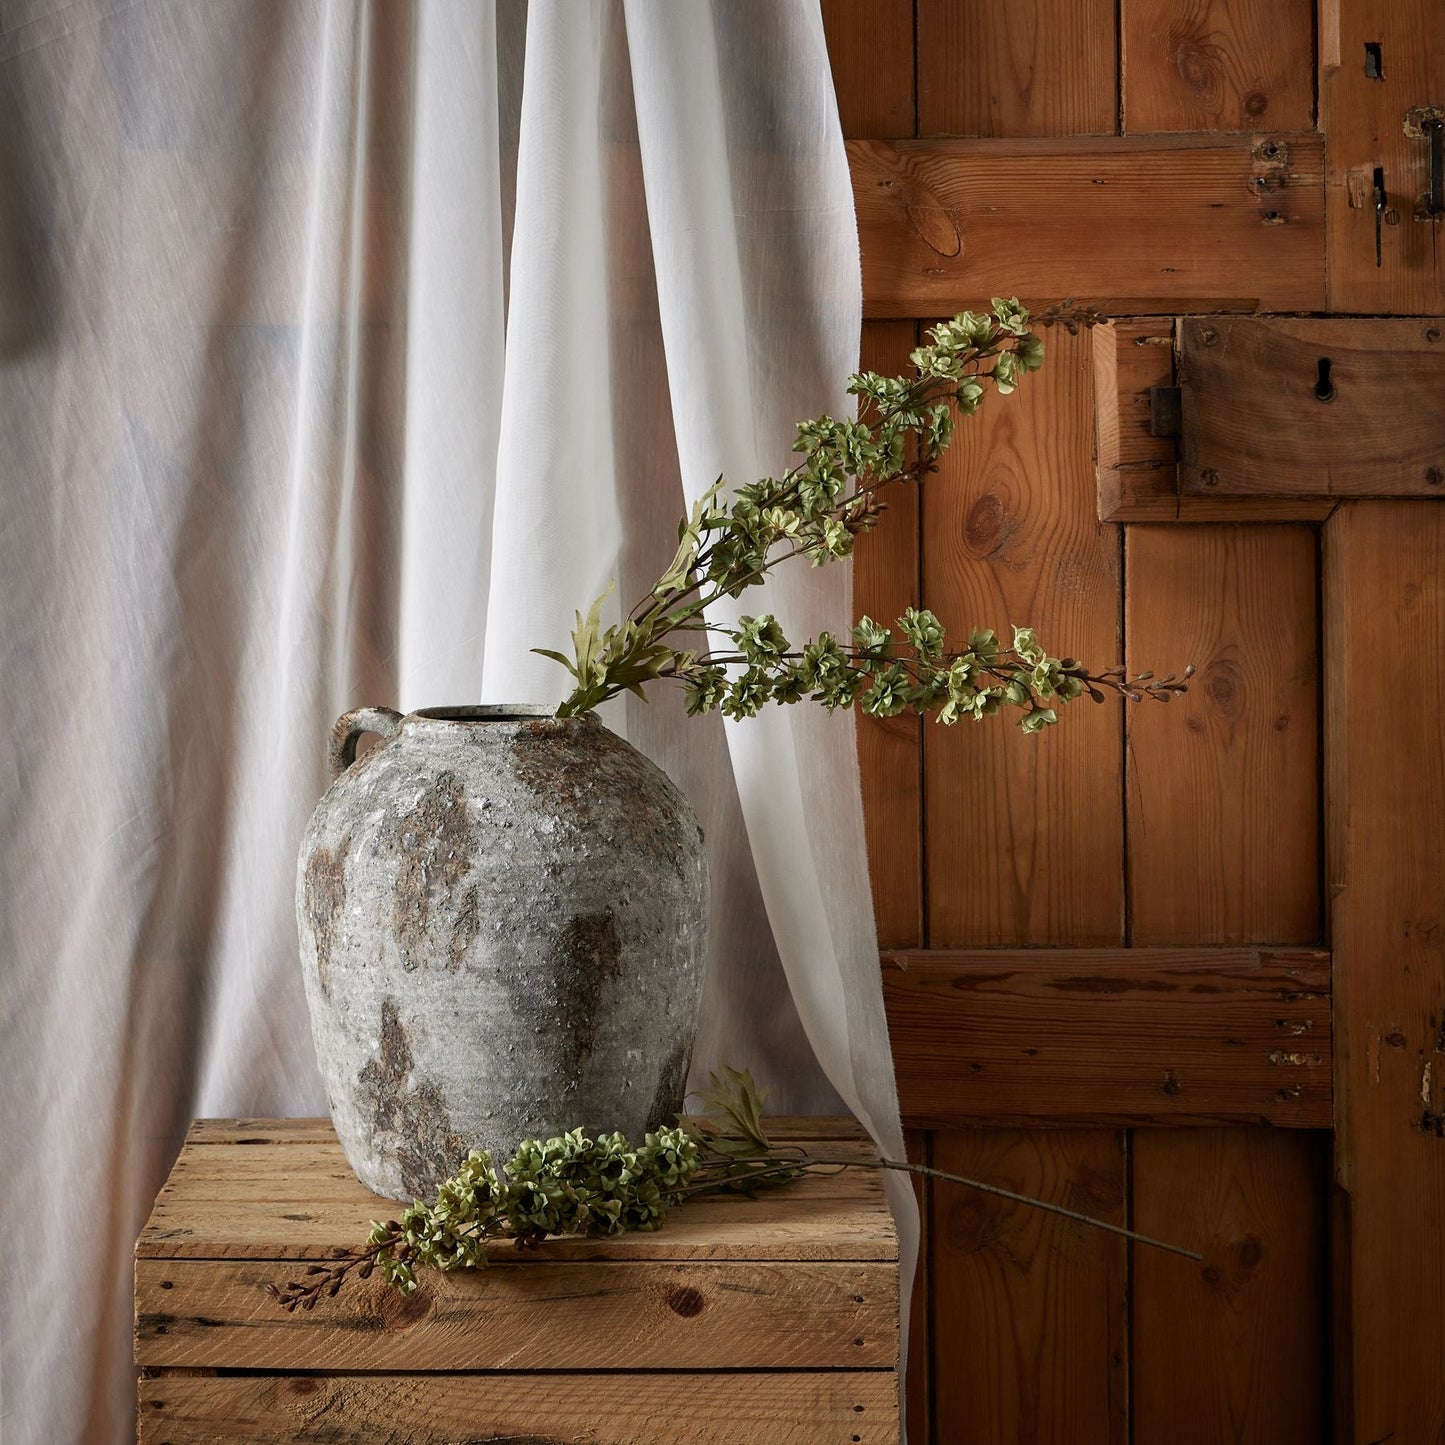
[296,705,709,1201]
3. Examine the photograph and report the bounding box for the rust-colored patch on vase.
[303,832,351,999]
[549,908,623,1077]
[386,770,476,973]
[357,997,464,1198]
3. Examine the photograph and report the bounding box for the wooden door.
[821,2,1445,1440]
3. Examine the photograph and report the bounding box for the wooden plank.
[1121,0,1314,133]
[1179,316,1445,497]
[182,1115,872,1146]
[1321,0,1445,312]
[822,0,915,140]
[924,325,1123,947]
[140,1195,895,1266]
[916,0,1117,138]
[135,1258,898,1372]
[1092,319,1335,522]
[923,302,1127,1444]
[930,1130,1128,1445]
[138,1370,902,1445]
[884,949,1331,1128]
[1126,525,1322,945]
[1325,502,1445,1441]
[856,322,924,949]
[850,135,1326,317]
[1130,1130,1327,1445]
[139,1119,897,1263]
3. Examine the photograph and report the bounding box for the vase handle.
[328,707,404,781]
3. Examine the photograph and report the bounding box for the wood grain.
[924,325,1123,947]
[1325,502,1445,1441]
[1126,525,1321,945]
[822,0,915,140]
[916,0,1116,138]
[922,317,1128,1442]
[1321,0,1445,312]
[137,1371,903,1445]
[884,949,1331,1127]
[139,1118,897,1263]
[850,135,1326,317]
[1178,316,1445,497]
[136,1257,897,1372]
[1092,319,1335,522]
[1130,1131,1327,1445]
[1121,0,1314,132]
[931,1130,1128,1445]
[856,322,924,949]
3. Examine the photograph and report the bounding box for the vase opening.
[412,704,563,723]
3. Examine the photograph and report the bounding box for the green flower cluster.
[371,1125,701,1294]
[678,611,1092,733]
[542,300,1092,720]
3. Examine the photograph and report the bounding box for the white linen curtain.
[0,3,915,1440]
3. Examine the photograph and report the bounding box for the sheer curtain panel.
[0,3,914,1439]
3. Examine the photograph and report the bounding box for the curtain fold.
[0,4,913,1439]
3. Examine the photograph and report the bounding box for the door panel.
[826,4,1444,1441]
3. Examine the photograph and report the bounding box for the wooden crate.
[135,1117,900,1444]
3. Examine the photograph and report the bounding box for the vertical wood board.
[822,0,916,140]
[1121,0,1315,133]
[916,0,1117,138]
[1325,502,1445,1441]
[930,1130,1128,1445]
[925,326,1123,947]
[1130,1130,1328,1445]
[1126,525,1321,946]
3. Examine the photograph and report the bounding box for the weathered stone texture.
[297,706,709,1201]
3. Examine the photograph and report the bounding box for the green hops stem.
[539,299,1186,729]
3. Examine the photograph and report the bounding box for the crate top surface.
[138,1116,898,1264]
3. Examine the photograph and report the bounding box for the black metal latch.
[1404,106,1445,219]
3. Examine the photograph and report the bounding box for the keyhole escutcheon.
[1314,357,1336,402]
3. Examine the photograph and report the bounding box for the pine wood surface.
[1125,525,1322,945]
[884,948,1331,1128]
[136,1257,897,1372]
[850,134,1326,318]
[931,1129,1129,1445]
[1130,1129,1328,1445]
[923,325,1123,948]
[139,1118,896,1263]
[1121,0,1315,133]
[1321,0,1445,312]
[1092,318,1336,522]
[1178,316,1445,497]
[821,0,915,140]
[137,1371,902,1445]
[915,0,1117,138]
[1325,503,1445,1441]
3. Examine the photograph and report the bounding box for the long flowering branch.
[535,299,1187,728]
[271,1066,1199,1313]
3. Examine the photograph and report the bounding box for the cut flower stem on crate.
[272,1068,1199,1312]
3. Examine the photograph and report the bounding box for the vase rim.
[407,704,592,725]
